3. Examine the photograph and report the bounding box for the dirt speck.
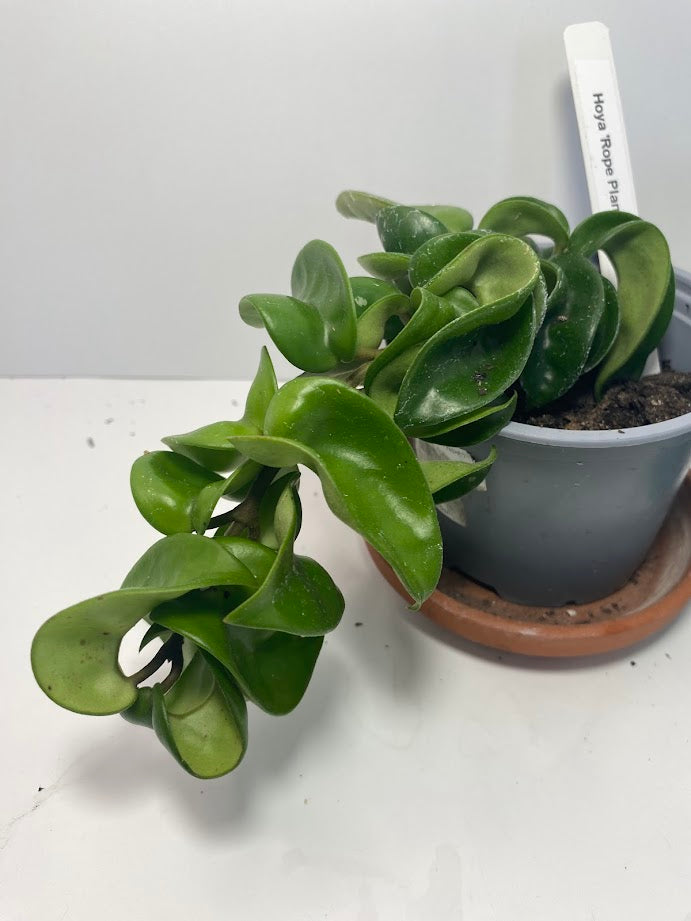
[354,621,363,627]
[630,660,637,667]
[104,417,114,425]
[86,437,95,448]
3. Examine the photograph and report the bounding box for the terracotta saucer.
[368,477,691,657]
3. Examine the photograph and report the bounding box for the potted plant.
[31,190,691,778]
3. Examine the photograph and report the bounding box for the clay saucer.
[368,476,691,657]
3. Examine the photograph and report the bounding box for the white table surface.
[2,378,691,921]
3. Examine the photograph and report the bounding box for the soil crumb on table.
[516,371,691,430]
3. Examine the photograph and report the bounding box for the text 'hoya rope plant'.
[31,190,673,777]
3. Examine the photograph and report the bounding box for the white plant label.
[564,23,638,216]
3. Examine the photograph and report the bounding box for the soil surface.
[516,370,691,431]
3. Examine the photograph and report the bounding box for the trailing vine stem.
[207,465,279,536]
[129,633,184,690]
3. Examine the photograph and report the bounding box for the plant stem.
[208,465,278,535]
[129,634,183,687]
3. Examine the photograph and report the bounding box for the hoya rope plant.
[31,190,673,779]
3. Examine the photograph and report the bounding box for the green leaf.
[357,252,411,286]
[356,293,410,352]
[583,277,620,373]
[364,287,470,414]
[192,459,263,535]
[290,240,358,363]
[421,446,496,503]
[162,350,276,468]
[130,451,222,535]
[415,234,541,315]
[395,293,538,435]
[376,205,448,254]
[31,534,256,716]
[567,212,673,393]
[350,276,400,317]
[418,391,517,447]
[520,252,605,409]
[336,189,395,222]
[120,686,154,728]
[150,589,322,715]
[227,378,442,606]
[416,205,473,233]
[243,346,278,428]
[162,419,259,472]
[239,294,340,372]
[218,479,344,636]
[138,622,171,652]
[151,651,248,778]
[408,232,484,288]
[479,196,570,253]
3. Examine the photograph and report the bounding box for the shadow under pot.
[420,268,691,607]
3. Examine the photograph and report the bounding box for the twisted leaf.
[376,205,448,254]
[583,277,620,374]
[151,651,248,778]
[163,348,276,469]
[567,212,673,394]
[418,391,517,447]
[150,588,323,715]
[130,451,222,535]
[421,446,496,503]
[30,534,256,715]
[356,293,410,352]
[227,378,442,606]
[521,252,605,409]
[192,459,263,535]
[417,205,473,233]
[350,276,401,316]
[336,189,394,222]
[364,287,471,414]
[408,232,484,289]
[479,196,570,253]
[357,252,412,290]
[395,293,538,435]
[218,479,345,636]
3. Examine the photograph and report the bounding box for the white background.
[2,0,690,379]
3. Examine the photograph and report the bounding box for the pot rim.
[499,266,691,449]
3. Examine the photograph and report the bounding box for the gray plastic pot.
[421,268,691,607]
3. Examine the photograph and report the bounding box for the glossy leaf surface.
[151,589,323,715]
[219,480,344,636]
[521,252,605,409]
[151,651,248,778]
[395,294,537,435]
[376,205,448,255]
[357,252,411,286]
[364,287,470,414]
[228,378,442,606]
[350,276,400,316]
[336,189,394,222]
[408,232,483,289]
[130,451,221,535]
[290,240,357,362]
[163,349,276,470]
[421,446,497,503]
[419,392,517,447]
[31,535,256,715]
[479,196,570,253]
[192,459,262,535]
[583,277,620,373]
[356,293,410,352]
[567,212,673,393]
[417,205,473,233]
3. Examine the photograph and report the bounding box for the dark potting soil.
[516,370,691,431]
